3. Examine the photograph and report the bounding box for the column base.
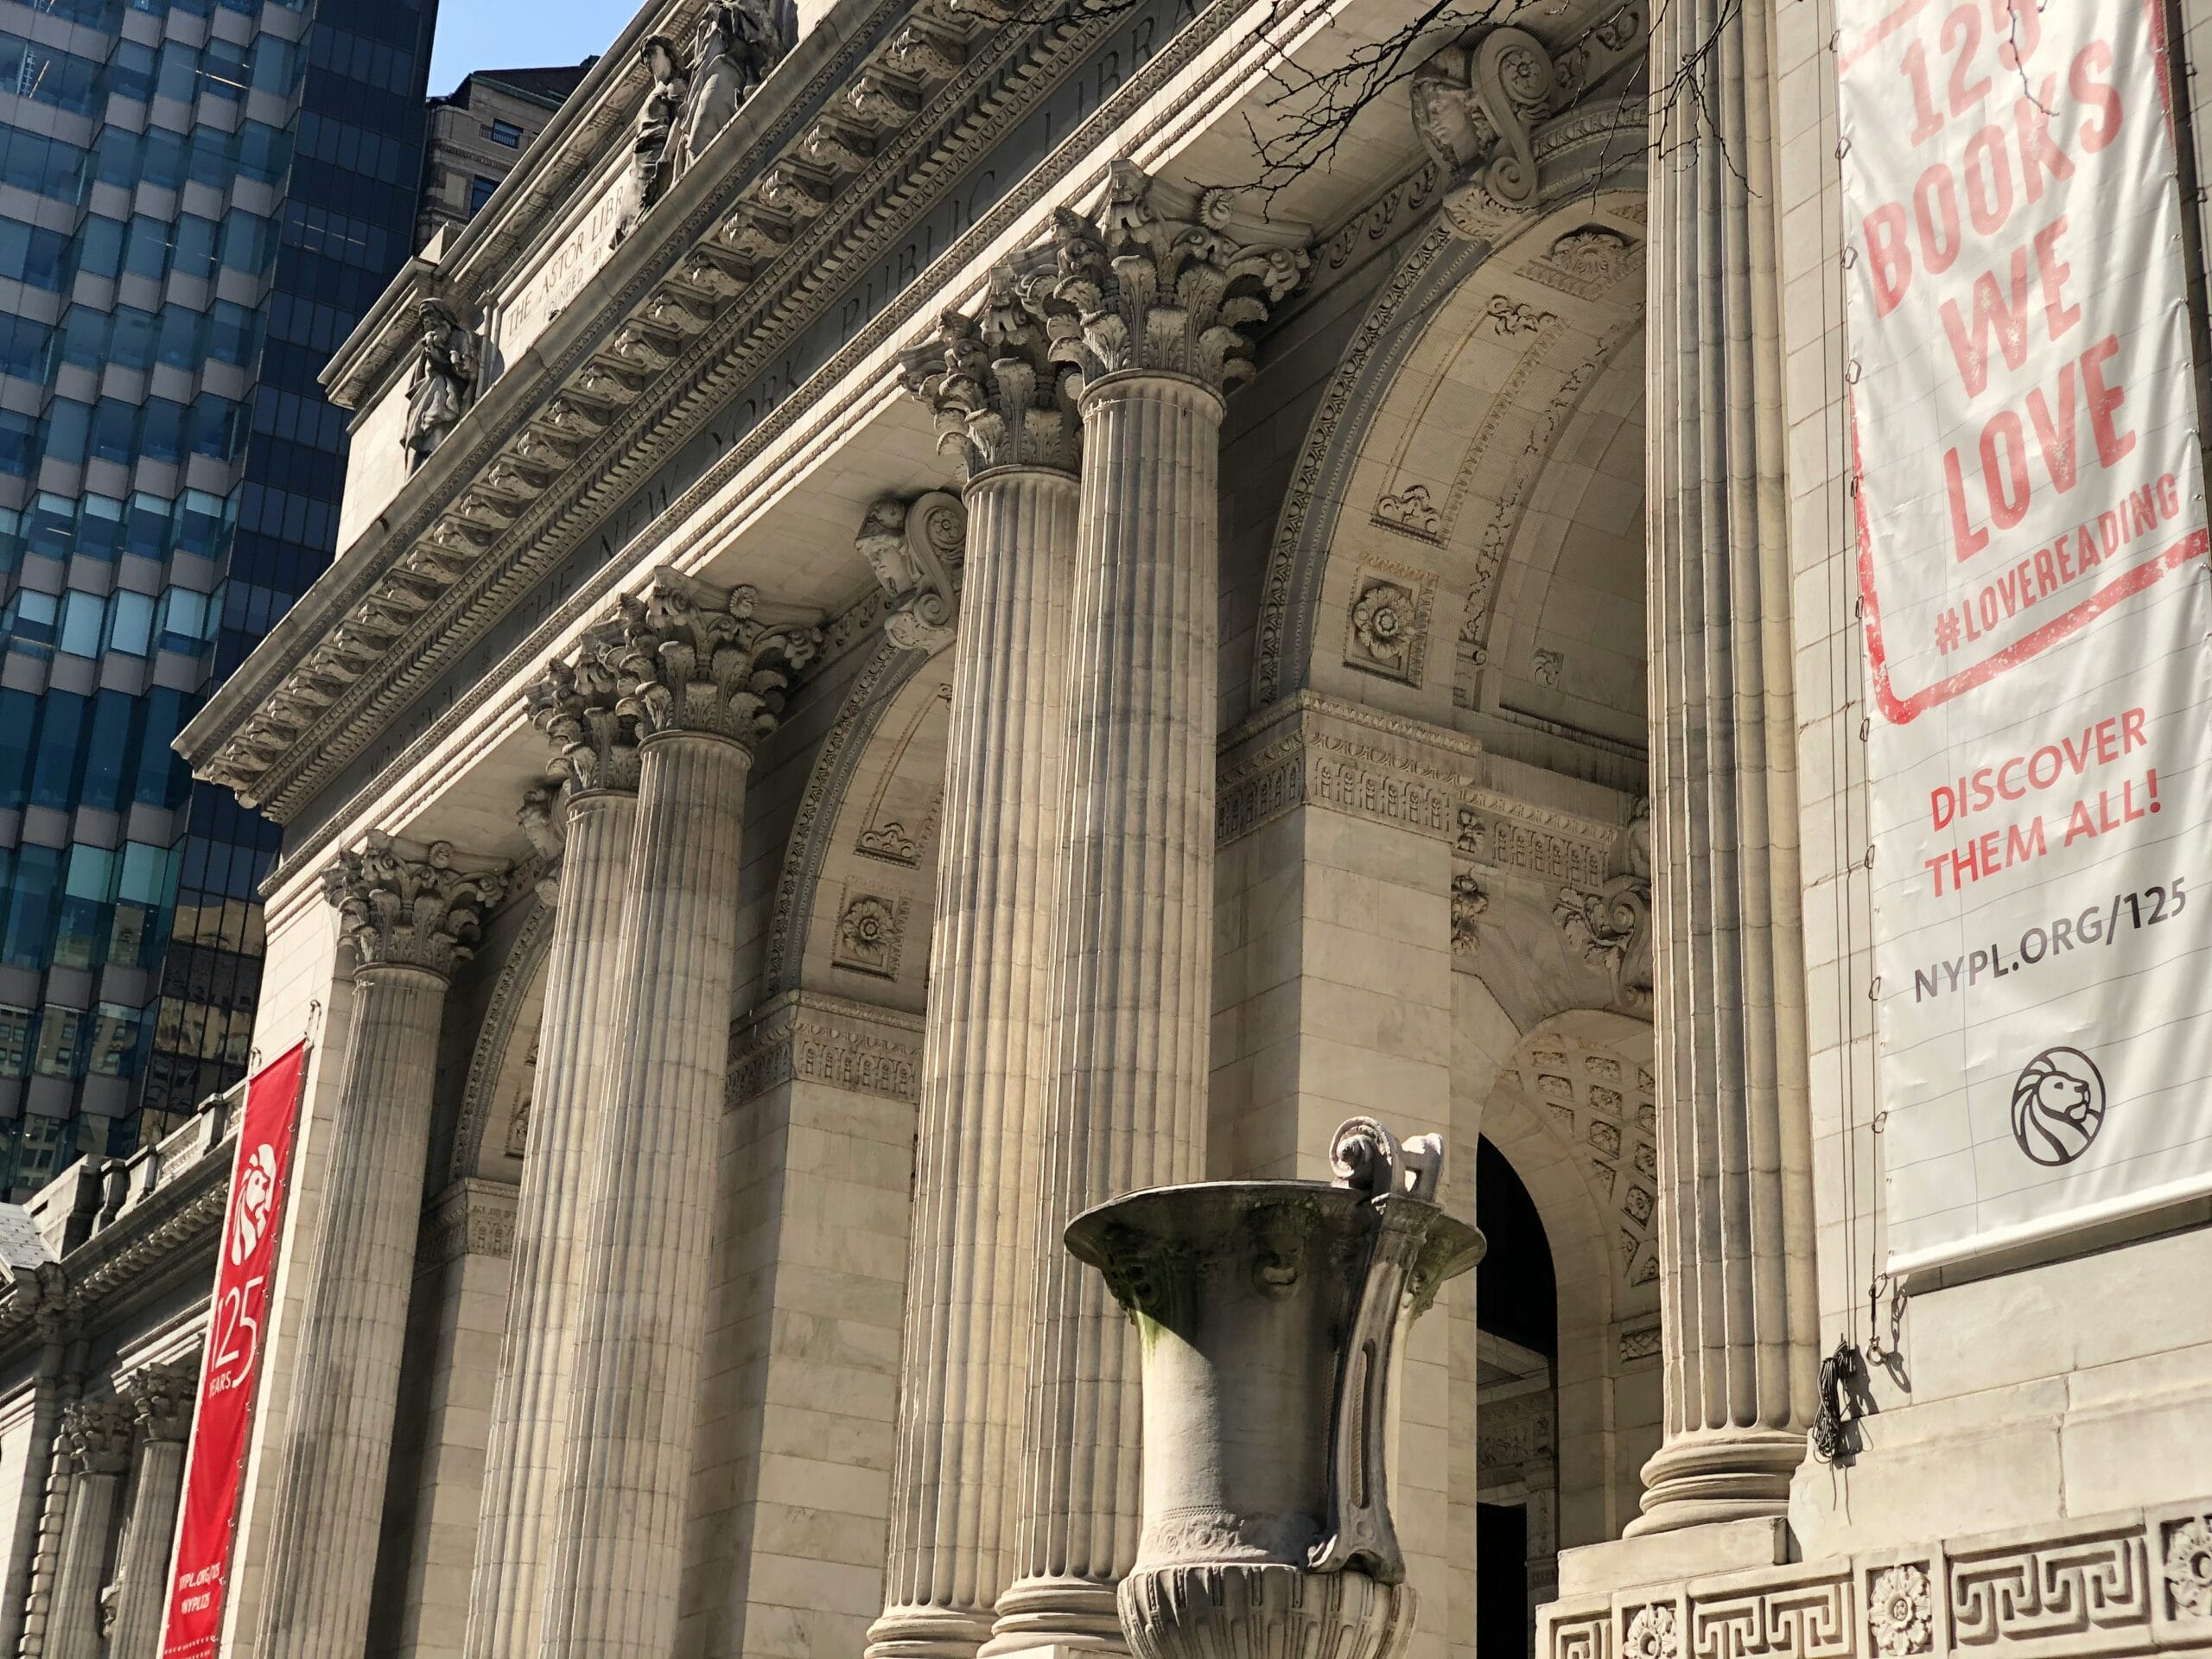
[868,1604,999,1659]
[983,1576,1128,1659]
[1624,1428,1808,1537]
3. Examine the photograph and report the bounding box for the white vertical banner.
[1839,0,2212,1271]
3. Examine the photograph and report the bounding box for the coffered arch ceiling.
[1261,186,1648,789]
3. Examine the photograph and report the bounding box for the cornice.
[193,0,1300,885]
[183,0,1164,823]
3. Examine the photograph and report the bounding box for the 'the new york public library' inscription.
[311,0,1200,836]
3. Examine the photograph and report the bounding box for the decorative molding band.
[417,1179,519,1274]
[726,989,926,1108]
[1540,1502,2212,1659]
[1217,692,1621,890]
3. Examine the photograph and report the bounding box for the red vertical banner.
[158,1041,308,1659]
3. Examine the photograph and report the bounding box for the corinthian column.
[252,836,507,1659]
[868,274,1083,1659]
[464,656,640,1659]
[44,1399,130,1659]
[105,1363,194,1659]
[1631,0,1821,1535]
[537,576,819,1659]
[990,164,1306,1657]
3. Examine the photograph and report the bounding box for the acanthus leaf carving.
[526,645,642,797]
[903,265,1083,477]
[324,833,509,979]
[601,571,823,750]
[1036,162,1310,396]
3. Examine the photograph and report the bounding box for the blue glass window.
[90,398,136,465]
[57,592,103,658]
[26,495,75,561]
[0,410,34,475]
[200,37,249,100]
[86,1003,143,1078]
[3,848,59,968]
[134,687,190,806]
[110,841,173,968]
[110,306,156,371]
[77,495,123,561]
[29,691,86,807]
[140,125,183,190]
[0,1002,29,1078]
[155,41,197,102]
[470,175,498,213]
[207,300,260,367]
[40,398,92,467]
[54,845,117,970]
[33,1004,83,1077]
[107,39,156,104]
[0,689,35,807]
[172,214,219,282]
[8,588,58,651]
[104,589,153,656]
[92,128,141,189]
[158,307,202,370]
[137,397,183,464]
[124,217,172,281]
[79,691,138,810]
[124,493,168,562]
[75,215,124,280]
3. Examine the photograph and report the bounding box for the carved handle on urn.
[1308,1120,1446,1585]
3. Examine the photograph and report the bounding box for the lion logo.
[2009,1047,2107,1167]
[231,1143,280,1265]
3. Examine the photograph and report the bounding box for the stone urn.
[1065,1119,1483,1659]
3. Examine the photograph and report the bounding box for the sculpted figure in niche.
[673,0,782,181]
[614,34,691,246]
[404,300,475,468]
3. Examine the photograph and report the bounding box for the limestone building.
[44,0,2202,1653]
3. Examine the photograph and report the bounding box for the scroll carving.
[1409,6,1646,240]
[858,493,963,653]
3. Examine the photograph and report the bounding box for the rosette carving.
[904,267,1082,476]
[525,646,642,796]
[599,572,823,751]
[1034,162,1309,397]
[325,834,508,979]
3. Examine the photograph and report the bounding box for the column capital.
[904,267,1082,479]
[601,570,823,751]
[60,1398,134,1476]
[1033,161,1309,398]
[858,493,963,653]
[116,1360,196,1444]
[526,650,642,797]
[324,834,509,979]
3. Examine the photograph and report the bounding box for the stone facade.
[29,0,2193,1656]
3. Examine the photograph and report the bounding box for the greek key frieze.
[1541,1508,2195,1659]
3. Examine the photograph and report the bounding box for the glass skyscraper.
[0,0,436,1194]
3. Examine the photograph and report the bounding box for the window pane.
[33,1005,84,1077]
[86,1003,143,1077]
[105,589,154,657]
[3,846,60,969]
[29,691,86,807]
[54,844,115,970]
[57,591,104,658]
[79,690,138,809]
[0,1005,30,1077]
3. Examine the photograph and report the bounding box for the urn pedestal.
[1065,1123,1482,1659]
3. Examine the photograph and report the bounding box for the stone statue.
[1066,1117,1482,1659]
[613,34,691,247]
[672,0,782,182]
[404,300,475,468]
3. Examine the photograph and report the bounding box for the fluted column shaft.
[46,1405,129,1659]
[251,962,450,1655]
[105,1366,193,1659]
[872,467,1077,1659]
[467,788,637,1659]
[993,374,1221,1656]
[253,836,501,1658]
[105,1437,184,1659]
[1634,0,1821,1535]
[537,732,753,1659]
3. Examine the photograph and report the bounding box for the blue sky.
[428,0,623,99]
